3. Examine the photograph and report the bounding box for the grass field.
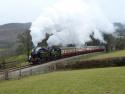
[0,67,125,94]
[87,50,125,60]
[0,54,28,68]
[0,48,6,52]
[71,50,125,62]
[6,54,28,66]
[6,54,27,63]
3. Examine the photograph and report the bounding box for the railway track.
[0,51,104,80]
[0,64,33,74]
[0,50,104,75]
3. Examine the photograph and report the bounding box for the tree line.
[17,29,125,59]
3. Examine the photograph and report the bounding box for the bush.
[55,57,125,70]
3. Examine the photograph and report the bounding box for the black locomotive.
[29,47,61,64]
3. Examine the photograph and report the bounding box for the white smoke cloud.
[30,0,114,47]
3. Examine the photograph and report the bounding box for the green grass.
[0,49,27,66]
[71,50,125,62]
[87,50,125,60]
[0,48,6,51]
[6,54,28,66]
[0,67,125,94]
[0,54,28,68]
[6,54,27,63]
[0,53,27,63]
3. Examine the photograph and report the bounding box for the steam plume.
[30,0,114,47]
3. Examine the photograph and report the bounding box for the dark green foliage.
[55,57,125,70]
[115,37,125,50]
[103,33,116,52]
[114,22,125,50]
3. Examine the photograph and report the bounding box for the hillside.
[0,67,125,94]
[0,23,31,48]
[61,50,125,65]
[72,50,125,62]
[86,50,125,60]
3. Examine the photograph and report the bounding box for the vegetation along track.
[0,52,103,79]
[0,50,104,73]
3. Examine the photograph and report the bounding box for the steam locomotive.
[29,46,105,64]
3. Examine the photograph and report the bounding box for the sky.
[0,0,125,25]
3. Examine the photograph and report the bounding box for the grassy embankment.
[0,54,28,68]
[0,50,125,94]
[87,50,125,60]
[70,50,125,62]
[0,67,125,94]
[1,50,125,68]
[0,48,6,52]
[0,48,26,63]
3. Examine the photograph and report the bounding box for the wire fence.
[0,62,58,80]
[0,53,88,80]
[0,52,106,80]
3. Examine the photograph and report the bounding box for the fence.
[0,53,89,80]
[1,52,125,80]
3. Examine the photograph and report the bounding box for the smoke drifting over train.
[30,0,114,47]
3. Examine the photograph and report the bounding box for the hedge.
[55,57,125,70]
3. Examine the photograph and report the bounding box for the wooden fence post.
[4,69,9,80]
[18,63,22,79]
[30,69,32,75]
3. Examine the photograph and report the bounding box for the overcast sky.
[0,0,125,25]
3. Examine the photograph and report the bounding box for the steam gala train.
[29,46,105,64]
